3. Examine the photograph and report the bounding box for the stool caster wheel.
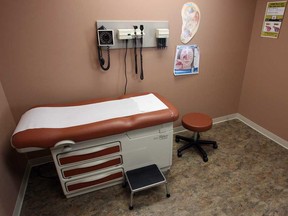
[203,157,208,162]
[213,143,218,149]
[166,193,170,198]
[175,136,180,143]
[177,151,182,157]
[129,205,133,210]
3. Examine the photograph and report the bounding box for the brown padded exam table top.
[11,92,179,153]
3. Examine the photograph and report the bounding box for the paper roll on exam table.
[11,92,179,197]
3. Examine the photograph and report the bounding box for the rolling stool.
[175,113,218,162]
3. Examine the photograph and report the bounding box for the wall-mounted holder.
[156,29,169,49]
[96,20,169,49]
[117,29,145,40]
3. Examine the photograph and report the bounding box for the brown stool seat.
[182,113,212,132]
[176,112,217,162]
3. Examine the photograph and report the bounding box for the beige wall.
[239,0,288,141]
[0,0,256,124]
[0,80,26,216]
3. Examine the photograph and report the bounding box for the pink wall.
[239,0,288,141]
[0,0,263,214]
[0,81,26,216]
[0,0,256,124]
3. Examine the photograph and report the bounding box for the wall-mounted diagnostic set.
[96,20,169,82]
[97,27,115,70]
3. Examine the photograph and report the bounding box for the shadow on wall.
[0,105,27,180]
[5,146,27,181]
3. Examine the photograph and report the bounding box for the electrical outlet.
[97,29,115,46]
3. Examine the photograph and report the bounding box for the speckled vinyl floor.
[20,120,288,216]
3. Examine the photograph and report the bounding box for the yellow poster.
[261,1,287,38]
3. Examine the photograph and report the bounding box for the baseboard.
[236,113,288,150]
[12,155,53,216]
[12,164,31,216]
[173,125,186,134]
[173,113,237,134]
[212,113,238,124]
[29,155,53,167]
[173,113,288,150]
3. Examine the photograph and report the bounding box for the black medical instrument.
[133,25,138,74]
[97,26,113,71]
[97,45,110,71]
[139,25,144,80]
[124,39,128,94]
[157,38,167,49]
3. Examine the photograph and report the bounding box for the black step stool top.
[125,164,166,192]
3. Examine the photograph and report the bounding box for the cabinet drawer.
[61,156,122,179]
[57,142,121,166]
[65,168,124,192]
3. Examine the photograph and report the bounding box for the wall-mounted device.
[156,29,169,49]
[97,29,115,46]
[95,21,169,85]
[117,29,145,40]
[96,26,115,71]
[96,20,169,49]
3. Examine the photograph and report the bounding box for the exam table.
[11,92,179,197]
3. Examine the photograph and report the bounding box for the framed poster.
[261,1,287,38]
[174,45,200,76]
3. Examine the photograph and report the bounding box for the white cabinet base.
[51,123,173,198]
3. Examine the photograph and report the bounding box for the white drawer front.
[61,155,122,179]
[65,168,124,193]
[57,142,121,166]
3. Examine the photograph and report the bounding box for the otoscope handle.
[134,48,138,74]
[133,25,138,74]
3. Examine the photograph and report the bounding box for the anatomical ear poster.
[261,1,287,38]
[174,45,200,76]
[181,2,201,44]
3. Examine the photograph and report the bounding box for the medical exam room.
[1,0,288,215]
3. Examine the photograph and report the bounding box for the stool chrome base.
[176,132,217,162]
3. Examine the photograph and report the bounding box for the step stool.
[125,164,170,210]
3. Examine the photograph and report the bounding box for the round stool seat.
[182,113,212,132]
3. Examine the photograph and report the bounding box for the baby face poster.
[174,45,200,76]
